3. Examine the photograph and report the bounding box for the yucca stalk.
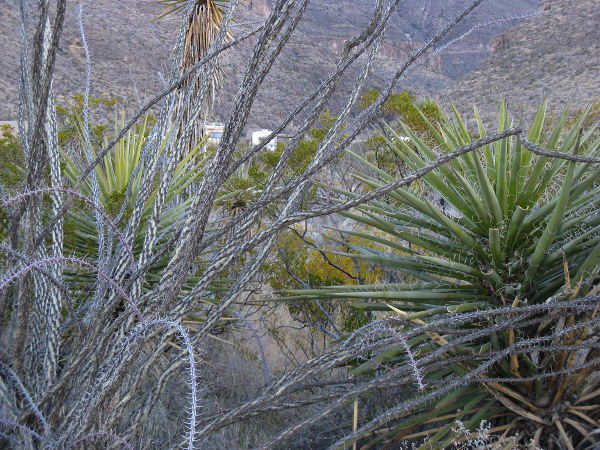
[288,101,600,448]
[157,0,232,150]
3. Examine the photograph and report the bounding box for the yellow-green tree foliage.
[358,89,442,176]
[358,88,442,133]
[265,229,385,331]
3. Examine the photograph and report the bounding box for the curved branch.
[519,133,600,163]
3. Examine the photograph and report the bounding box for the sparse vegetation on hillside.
[443,0,600,121]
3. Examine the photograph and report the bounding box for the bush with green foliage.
[358,88,442,134]
[217,110,339,214]
[358,89,443,176]
[0,124,23,188]
[0,124,23,240]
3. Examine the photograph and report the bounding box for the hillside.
[441,0,600,120]
[0,0,539,127]
[298,0,540,79]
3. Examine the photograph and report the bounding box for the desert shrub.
[216,111,338,216]
[260,110,340,176]
[358,90,443,176]
[358,89,443,134]
[0,124,23,188]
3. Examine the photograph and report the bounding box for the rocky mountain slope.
[1,0,541,127]
[295,0,540,79]
[441,0,600,121]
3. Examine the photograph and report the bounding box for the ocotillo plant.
[3,0,597,448]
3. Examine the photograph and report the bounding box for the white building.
[247,128,277,151]
[204,122,225,146]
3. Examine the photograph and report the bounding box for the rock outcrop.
[67,38,85,65]
[379,42,442,73]
[327,39,442,73]
[491,33,511,53]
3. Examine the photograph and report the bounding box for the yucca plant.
[60,113,231,299]
[287,101,600,448]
